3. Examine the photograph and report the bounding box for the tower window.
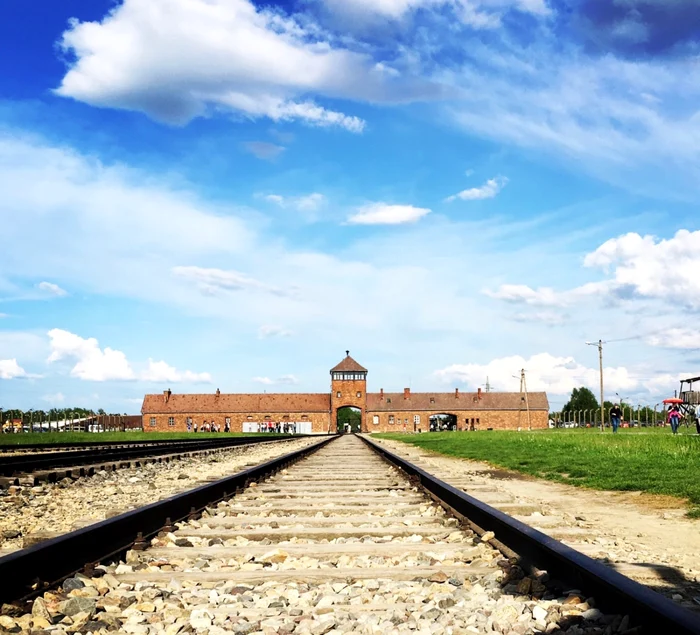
[356,391,361,398]
[336,391,341,398]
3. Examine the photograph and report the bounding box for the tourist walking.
[668,405,681,435]
[610,403,622,433]
[694,404,700,435]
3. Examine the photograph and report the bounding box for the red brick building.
[141,352,549,433]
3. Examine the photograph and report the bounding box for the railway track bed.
[0,435,698,634]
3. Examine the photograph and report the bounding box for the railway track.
[0,436,305,487]
[0,435,698,634]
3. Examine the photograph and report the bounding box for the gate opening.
[337,406,362,433]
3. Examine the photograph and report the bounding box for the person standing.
[610,403,622,434]
[668,405,681,435]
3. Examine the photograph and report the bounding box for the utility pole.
[519,369,531,430]
[586,339,605,432]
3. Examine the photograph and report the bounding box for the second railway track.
[0,434,698,634]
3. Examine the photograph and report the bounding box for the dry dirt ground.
[374,437,700,612]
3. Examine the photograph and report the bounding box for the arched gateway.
[330,351,368,433]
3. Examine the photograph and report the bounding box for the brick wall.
[143,411,331,434]
[331,378,368,431]
[366,409,548,433]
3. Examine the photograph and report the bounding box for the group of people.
[187,420,231,433]
[609,403,700,435]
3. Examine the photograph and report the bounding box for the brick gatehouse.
[141,352,549,433]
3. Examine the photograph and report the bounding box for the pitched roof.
[366,391,549,412]
[142,393,330,414]
[330,353,367,373]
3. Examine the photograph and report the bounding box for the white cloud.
[142,360,212,383]
[0,313,8,318]
[584,230,700,309]
[42,392,66,405]
[445,176,508,202]
[242,142,286,160]
[48,328,135,381]
[37,281,68,297]
[252,374,299,385]
[262,192,326,213]
[646,328,700,350]
[258,325,293,339]
[173,266,293,297]
[0,359,28,380]
[54,0,391,132]
[347,203,431,225]
[484,284,566,307]
[434,352,638,395]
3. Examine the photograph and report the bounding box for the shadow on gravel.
[607,561,700,612]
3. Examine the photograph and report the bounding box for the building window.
[247,415,253,420]
[404,418,408,425]
[264,415,271,421]
[373,415,379,425]
[430,398,435,404]
[336,391,341,398]
[168,417,175,427]
[414,415,420,426]
[356,391,361,398]
[186,417,192,425]
[476,418,480,425]
[225,417,231,424]
[389,415,395,424]
[149,417,156,427]
[386,398,392,404]
[301,414,308,420]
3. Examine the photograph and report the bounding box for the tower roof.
[330,351,367,373]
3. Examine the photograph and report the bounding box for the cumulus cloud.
[142,360,212,383]
[47,329,209,383]
[258,325,293,339]
[37,281,68,297]
[242,142,286,161]
[347,203,431,225]
[173,266,293,297]
[252,374,299,385]
[0,359,28,380]
[42,392,66,404]
[434,352,638,395]
[53,0,423,131]
[583,230,700,309]
[48,328,135,381]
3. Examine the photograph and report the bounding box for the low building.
[141,352,549,433]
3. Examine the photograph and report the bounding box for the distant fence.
[1,413,142,434]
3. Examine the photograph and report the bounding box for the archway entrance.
[337,406,362,433]
[429,413,457,432]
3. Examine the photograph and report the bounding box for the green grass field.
[377,427,700,517]
[0,432,291,446]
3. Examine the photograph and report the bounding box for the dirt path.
[374,437,700,613]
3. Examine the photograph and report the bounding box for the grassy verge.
[0,432,292,446]
[376,428,700,518]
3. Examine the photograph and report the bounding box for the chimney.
[380,388,384,400]
[163,388,171,403]
[455,388,459,399]
[216,388,221,397]
[404,387,410,400]
[477,387,482,400]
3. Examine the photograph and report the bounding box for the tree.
[562,387,599,416]
[337,407,361,432]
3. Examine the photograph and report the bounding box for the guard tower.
[330,351,368,433]
[679,376,700,418]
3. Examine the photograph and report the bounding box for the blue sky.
[1,0,700,413]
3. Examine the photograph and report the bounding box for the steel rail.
[0,436,310,477]
[0,435,337,606]
[0,435,302,453]
[360,435,700,635]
